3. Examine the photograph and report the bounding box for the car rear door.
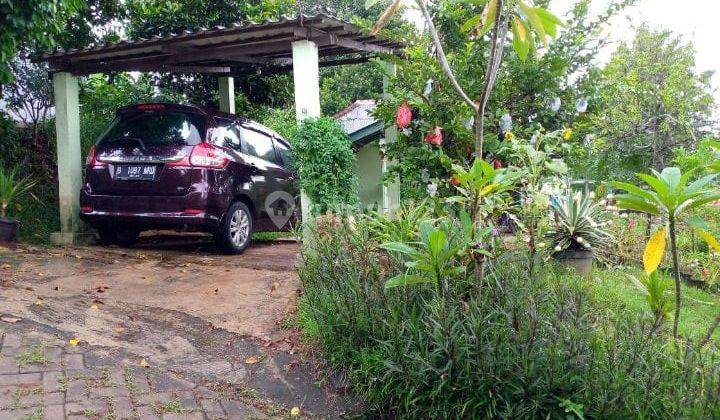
[88,105,205,196]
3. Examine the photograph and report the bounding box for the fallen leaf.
[139,359,149,368]
[0,316,21,324]
[37,272,44,277]
[25,286,34,291]
[92,299,104,305]
[244,356,259,365]
[91,304,99,311]
[1,279,15,287]
[207,322,215,330]
[180,269,188,273]
[129,314,139,322]
[74,254,83,259]
[213,288,219,294]
[1,263,11,269]
[270,282,280,293]
[35,298,43,306]
[52,285,61,291]
[68,337,80,346]
[291,406,301,417]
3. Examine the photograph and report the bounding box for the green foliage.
[580,25,715,180]
[612,166,720,336]
[629,271,674,324]
[0,166,37,219]
[546,190,612,253]
[298,217,720,418]
[291,117,358,214]
[0,0,81,84]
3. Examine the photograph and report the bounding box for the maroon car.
[80,103,298,254]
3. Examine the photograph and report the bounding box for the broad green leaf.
[419,220,434,244]
[380,241,418,255]
[643,227,666,275]
[678,192,720,213]
[684,173,717,195]
[659,167,682,194]
[636,173,670,201]
[478,0,498,37]
[461,14,481,33]
[533,7,566,28]
[545,159,568,174]
[610,181,656,202]
[518,2,547,44]
[511,16,529,61]
[384,274,431,289]
[428,228,447,257]
[686,215,711,232]
[614,195,661,215]
[480,183,497,196]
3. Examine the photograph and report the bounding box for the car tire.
[114,227,140,247]
[215,201,253,254]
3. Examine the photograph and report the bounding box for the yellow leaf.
[69,337,80,346]
[696,229,720,251]
[139,359,149,368]
[91,304,99,311]
[245,356,259,364]
[480,184,497,196]
[290,406,301,417]
[643,227,666,274]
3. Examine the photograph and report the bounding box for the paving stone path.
[0,329,278,419]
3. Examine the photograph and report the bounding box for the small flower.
[427,182,438,197]
[396,101,412,129]
[451,175,461,186]
[492,227,499,237]
[504,131,514,141]
[576,236,585,244]
[424,126,443,146]
[69,337,80,346]
[563,127,573,140]
[554,245,562,252]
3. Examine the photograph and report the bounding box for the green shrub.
[291,117,357,214]
[298,216,720,419]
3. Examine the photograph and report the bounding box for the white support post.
[218,76,235,114]
[51,72,83,244]
[292,40,321,233]
[381,62,401,217]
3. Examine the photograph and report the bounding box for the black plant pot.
[554,249,594,276]
[0,217,19,242]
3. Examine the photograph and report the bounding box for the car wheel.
[114,227,140,247]
[215,201,253,254]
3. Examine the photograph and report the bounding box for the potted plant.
[546,190,612,275]
[0,167,36,242]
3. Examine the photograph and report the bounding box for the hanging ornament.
[576,98,588,113]
[549,97,561,112]
[396,101,412,129]
[499,113,512,133]
[424,126,443,146]
[423,79,434,97]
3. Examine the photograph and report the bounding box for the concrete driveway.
[0,236,353,419]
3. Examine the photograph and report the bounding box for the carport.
[35,14,402,243]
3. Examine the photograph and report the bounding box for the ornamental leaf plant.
[611,167,720,338]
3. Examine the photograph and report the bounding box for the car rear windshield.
[97,111,205,147]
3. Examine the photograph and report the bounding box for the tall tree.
[0,0,81,85]
[587,25,716,181]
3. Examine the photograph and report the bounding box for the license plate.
[115,165,157,181]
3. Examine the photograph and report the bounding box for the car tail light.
[80,205,93,213]
[168,142,228,169]
[86,146,107,168]
[182,208,203,215]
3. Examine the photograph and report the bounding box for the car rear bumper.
[79,190,225,229]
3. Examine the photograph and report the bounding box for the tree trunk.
[669,217,682,338]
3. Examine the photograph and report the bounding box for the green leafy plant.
[291,117,358,215]
[546,190,612,254]
[611,166,720,337]
[629,271,674,325]
[380,220,466,294]
[0,167,37,219]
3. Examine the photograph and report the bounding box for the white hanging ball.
[576,98,588,113]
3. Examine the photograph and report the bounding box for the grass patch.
[591,267,720,340]
[153,400,185,415]
[252,231,292,242]
[22,407,43,420]
[14,344,48,366]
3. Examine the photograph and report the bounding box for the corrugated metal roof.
[335,99,378,135]
[35,14,404,76]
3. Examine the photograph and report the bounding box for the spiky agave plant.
[546,190,613,254]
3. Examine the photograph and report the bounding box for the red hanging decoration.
[396,101,412,129]
[493,159,503,169]
[424,126,443,146]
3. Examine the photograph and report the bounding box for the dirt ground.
[0,234,356,419]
